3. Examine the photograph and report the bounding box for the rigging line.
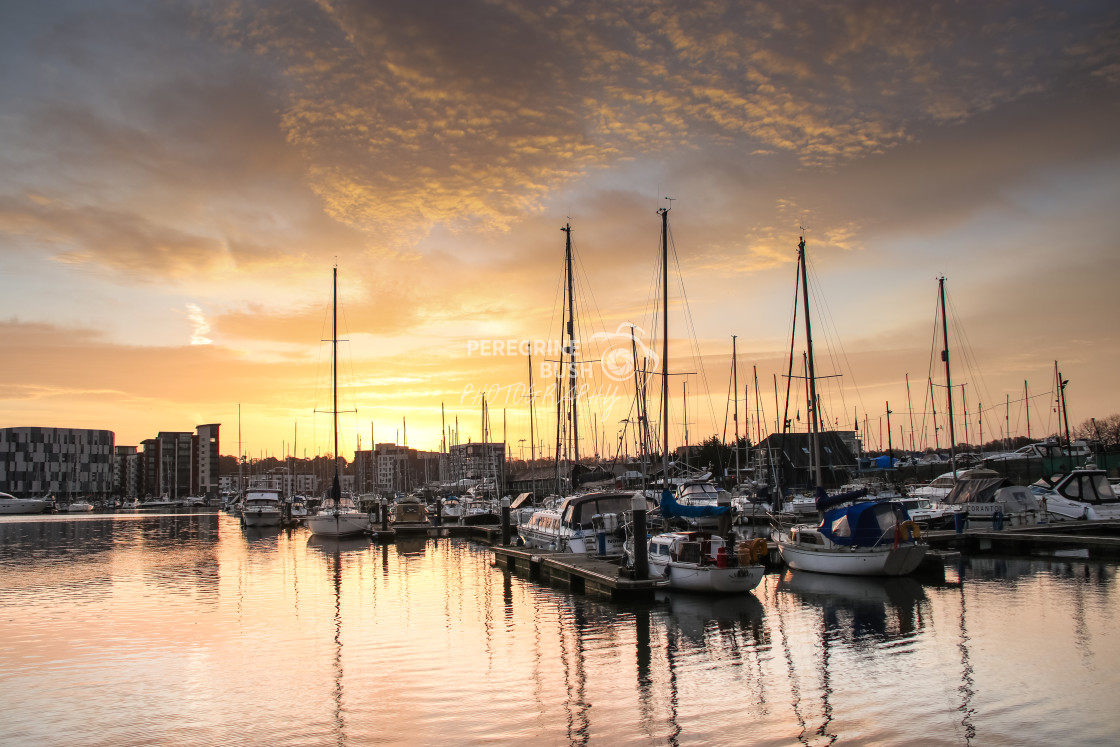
[919,284,943,452]
[668,226,718,446]
[722,351,734,444]
[945,292,996,412]
[803,250,865,431]
[782,251,800,437]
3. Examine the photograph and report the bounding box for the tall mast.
[732,335,740,483]
[528,353,536,465]
[682,380,689,470]
[237,404,242,494]
[799,237,822,486]
[630,325,648,483]
[563,222,579,467]
[939,276,958,479]
[905,373,916,453]
[930,377,940,453]
[331,265,341,503]
[1025,380,1031,441]
[1056,361,1072,460]
[659,204,670,488]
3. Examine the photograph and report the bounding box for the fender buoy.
[897,520,921,542]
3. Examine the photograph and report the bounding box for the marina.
[2,510,1119,745]
[3,3,1120,746]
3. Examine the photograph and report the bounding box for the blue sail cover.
[818,500,910,547]
[814,487,869,513]
[659,489,732,519]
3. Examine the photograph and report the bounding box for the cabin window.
[797,532,822,545]
[802,447,810,454]
[1092,474,1117,503]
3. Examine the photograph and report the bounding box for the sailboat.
[628,202,763,593]
[307,266,371,539]
[772,237,927,576]
[519,222,656,555]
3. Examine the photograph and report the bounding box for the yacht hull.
[241,509,282,528]
[649,560,764,593]
[776,541,927,576]
[0,498,50,514]
[307,511,369,537]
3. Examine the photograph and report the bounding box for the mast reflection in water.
[0,513,1118,746]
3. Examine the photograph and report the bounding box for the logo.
[589,323,659,382]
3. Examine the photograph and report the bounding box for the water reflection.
[778,571,927,644]
[2,516,1119,745]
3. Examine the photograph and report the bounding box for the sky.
[1,0,1118,463]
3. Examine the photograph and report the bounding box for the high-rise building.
[195,424,220,499]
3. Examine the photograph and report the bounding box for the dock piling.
[632,493,648,580]
[501,496,511,546]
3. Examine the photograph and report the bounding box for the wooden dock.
[924,520,1120,558]
[491,546,667,600]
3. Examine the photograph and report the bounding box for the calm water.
[1,513,1117,746]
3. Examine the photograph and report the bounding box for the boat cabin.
[1035,470,1118,506]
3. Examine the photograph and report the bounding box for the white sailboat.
[307,266,370,539]
[629,203,763,592]
[771,238,928,576]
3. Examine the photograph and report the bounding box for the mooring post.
[501,496,511,546]
[380,498,389,531]
[632,493,648,580]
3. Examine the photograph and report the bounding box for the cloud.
[186,304,212,345]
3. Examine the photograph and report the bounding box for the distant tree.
[1073,414,1120,449]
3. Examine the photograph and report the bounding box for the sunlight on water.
[1,513,1118,746]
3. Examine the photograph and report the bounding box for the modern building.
[195,424,221,498]
[130,424,222,499]
[0,427,115,499]
[113,445,141,497]
[449,442,506,488]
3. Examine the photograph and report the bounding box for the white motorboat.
[389,497,430,532]
[66,500,94,512]
[671,480,727,529]
[895,496,961,530]
[773,492,928,576]
[642,531,766,593]
[1031,470,1120,521]
[461,498,500,525]
[139,496,185,509]
[0,492,50,514]
[907,470,968,501]
[519,491,654,555]
[241,488,283,527]
[287,497,310,520]
[985,439,1092,463]
[938,472,1041,525]
[439,497,463,521]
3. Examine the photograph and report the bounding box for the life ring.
[899,520,921,542]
